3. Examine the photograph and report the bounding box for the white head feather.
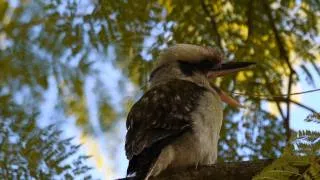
[154,44,224,70]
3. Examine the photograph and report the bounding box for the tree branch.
[200,0,222,49]
[253,96,318,115]
[263,2,293,71]
[263,1,297,142]
[245,0,254,42]
[285,72,293,141]
[262,73,286,121]
[290,99,318,114]
[118,160,274,180]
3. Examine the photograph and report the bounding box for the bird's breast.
[191,90,223,164]
[166,91,223,168]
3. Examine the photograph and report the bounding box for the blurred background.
[0,0,320,179]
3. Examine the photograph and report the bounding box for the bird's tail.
[127,155,155,180]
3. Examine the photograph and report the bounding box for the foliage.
[254,113,320,180]
[0,100,92,179]
[0,0,118,132]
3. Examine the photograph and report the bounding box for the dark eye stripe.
[178,60,220,76]
[178,61,194,76]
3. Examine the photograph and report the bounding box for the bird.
[125,44,255,179]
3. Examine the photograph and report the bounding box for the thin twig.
[246,96,318,114]
[231,88,320,97]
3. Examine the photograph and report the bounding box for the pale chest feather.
[192,91,223,162]
[167,91,223,168]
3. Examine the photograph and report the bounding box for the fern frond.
[254,113,320,180]
[305,113,320,124]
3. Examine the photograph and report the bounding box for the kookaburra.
[125,44,254,179]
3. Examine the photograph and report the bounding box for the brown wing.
[125,79,206,176]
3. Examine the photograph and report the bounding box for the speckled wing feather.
[125,79,207,176]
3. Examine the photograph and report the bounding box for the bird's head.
[149,44,255,107]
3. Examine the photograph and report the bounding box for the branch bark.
[118,159,273,180]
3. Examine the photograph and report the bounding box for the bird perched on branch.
[125,44,255,179]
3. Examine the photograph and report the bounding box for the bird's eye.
[197,59,215,70]
[178,61,194,76]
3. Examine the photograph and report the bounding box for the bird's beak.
[207,62,255,108]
